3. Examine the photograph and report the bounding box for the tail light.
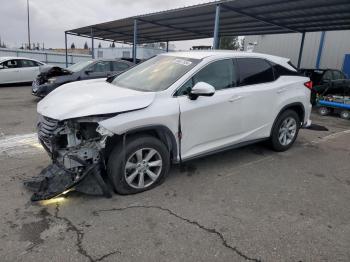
[304,81,313,90]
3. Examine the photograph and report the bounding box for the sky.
[0,0,216,50]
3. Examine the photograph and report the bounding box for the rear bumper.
[303,103,313,127]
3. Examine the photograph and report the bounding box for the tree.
[219,36,240,50]
[71,42,75,49]
[240,37,245,51]
[98,42,102,48]
[84,41,89,49]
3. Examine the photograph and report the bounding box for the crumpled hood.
[37,80,156,121]
[39,65,72,76]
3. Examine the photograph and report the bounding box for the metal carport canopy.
[65,0,350,65]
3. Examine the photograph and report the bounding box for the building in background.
[244,30,350,77]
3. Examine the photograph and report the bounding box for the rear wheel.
[340,110,350,120]
[270,110,300,152]
[318,107,330,116]
[107,135,170,195]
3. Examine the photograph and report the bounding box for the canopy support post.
[297,32,305,69]
[65,32,68,68]
[316,31,326,69]
[91,28,95,59]
[213,4,221,50]
[133,19,138,64]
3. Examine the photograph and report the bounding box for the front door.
[19,59,40,82]
[0,59,21,84]
[84,61,111,79]
[176,59,245,159]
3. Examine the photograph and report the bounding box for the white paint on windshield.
[173,59,192,66]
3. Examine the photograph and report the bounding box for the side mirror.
[189,82,215,100]
[85,69,93,75]
[106,74,117,83]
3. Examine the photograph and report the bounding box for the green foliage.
[219,36,239,50]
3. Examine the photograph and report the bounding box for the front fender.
[99,98,179,138]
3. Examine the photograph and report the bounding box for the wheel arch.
[271,102,305,136]
[105,125,178,162]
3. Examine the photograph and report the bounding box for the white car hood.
[37,80,155,121]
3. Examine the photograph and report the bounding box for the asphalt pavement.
[0,85,350,262]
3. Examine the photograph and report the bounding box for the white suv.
[28,51,312,200]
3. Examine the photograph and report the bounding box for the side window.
[21,60,37,67]
[271,62,299,79]
[175,59,237,96]
[90,61,110,72]
[193,59,236,91]
[112,62,130,71]
[237,58,274,86]
[176,78,194,96]
[322,70,333,81]
[3,60,20,69]
[333,71,345,80]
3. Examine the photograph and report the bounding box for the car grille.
[37,115,60,152]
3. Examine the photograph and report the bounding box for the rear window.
[272,62,300,79]
[237,58,274,86]
[112,61,130,71]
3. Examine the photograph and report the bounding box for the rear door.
[19,59,41,82]
[234,57,280,140]
[0,59,22,84]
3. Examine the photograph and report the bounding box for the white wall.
[0,48,91,67]
[95,47,166,60]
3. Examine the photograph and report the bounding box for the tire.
[270,110,300,152]
[107,135,170,195]
[340,110,350,120]
[318,107,330,116]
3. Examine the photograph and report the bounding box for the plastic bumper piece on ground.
[24,163,112,201]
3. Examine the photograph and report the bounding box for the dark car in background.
[32,59,134,97]
[300,68,348,104]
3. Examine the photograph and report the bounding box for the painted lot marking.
[0,129,349,158]
[0,133,43,157]
[310,129,350,144]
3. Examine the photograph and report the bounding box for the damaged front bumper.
[24,115,113,201]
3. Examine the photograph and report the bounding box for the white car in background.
[0,57,45,84]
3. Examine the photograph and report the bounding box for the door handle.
[277,88,288,94]
[229,95,244,102]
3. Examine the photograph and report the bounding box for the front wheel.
[107,135,170,195]
[270,110,300,152]
[340,110,350,120]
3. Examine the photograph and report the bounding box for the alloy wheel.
[278,117,297,146]
[124,148,163,189]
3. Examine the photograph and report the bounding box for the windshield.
[112,55,200,92]
[67,60,94,73]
